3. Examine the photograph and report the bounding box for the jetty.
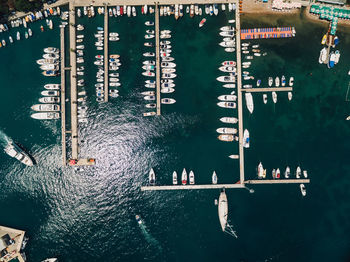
[0,225,26,262]
[155,3,161,115]
[242,87,293,92]
[60,25,67,166]
[241,27,296,40]
[104,4,109,102]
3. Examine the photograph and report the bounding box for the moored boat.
[31,112,60,120]
[149,168,155,185]
[189,171,195,184]
[212,171,217,184]
[245,92,254,114]
[31,104,60,112]
[272,91,277,104]
[300,184,306,196]
[257,162,266,178]
[243,129,249,148]
[217,102,236,108]
[173,171,177,185]
[182,168,187,185]
[220,117,238,124]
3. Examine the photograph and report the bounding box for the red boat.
[120,6,123,15]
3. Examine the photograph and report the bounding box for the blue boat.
[334,36,339,46]
[97,26,103,31]
[328,51,335,68]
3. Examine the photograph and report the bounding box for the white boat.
[172,171,177,185]
[212,171,217,184]
[218,189,238,238]
[162,68,176,74]
[245,92,254,114]
[31,104,60,112]
[319,47,327,64]
[143,112,156,117]
[189,171,195,184]
[149,168,155,185]
[257,162,266,178]
[281,75,286,87]
[144,95,155,101]
[222,61,236,66]
[218,95,237,101]
[162,73,176,79]
[145,21,154,26]
[161,98,176,104]
[263,94,267,104]
[219,31,234,37]
[217,75,235,83]
[300,184,306,196]
[44,47,58,53]
[220,117,238,124]
[4,141,34,166]
[218,134,237,142]
[179,168,188,186]
[162,57,175,62]
[217,102,236,108]
[288,92,293,101]
[268,77,273,87]
[334,50,340,64]
[243,129,249,148]
[303,170,308,178]
[40,64,58,71]
[284,166,290,178]
[161,87,175,93]
[145,103,156,108]
[41,90,59,96]
[141,91,155,96]
[143,52,155,57]
[221,26,234,31]
[289,77,294,86]
[39,97,60,103]
[272,91,277,104]
[132,6,136,17]
[219,66,236,73]
[296,166,301,178]
[142,71,155,77]
[275,77,280,87]
[161,62,176,68]
[31,112,60,120]
[216,128,237,134]
[223,84,235,88]
[44,84,60,90]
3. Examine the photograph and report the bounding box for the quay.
[104,4,109,102]
[0,225,25,262]
[155,3,161,115]
[69,3,79,160]
[242,87,293,92]
[60,25,67,166]
[241,27,296,40]
[235,2,245,184]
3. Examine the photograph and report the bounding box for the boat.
[161,87,175,93]
[44,47,58,53]
[257,162,266,178]
[256,79,261,87]
[303,170,308,178]
[219,66,236,73]
[31,112,60,120]
[288,92,293,101]
[144,95,155,101]
[141,91,155,96]
[181,168,187,185]
[263,94,267,104]
[212,171,217,184]
[220,117,238,124]
[149,168,155,185]
[189,171,195,184]
[243,129,249,148]
[284,166,290,178]
[172,171,177,185]
[16,31,20,40]
[328,51,336,68]
[216,128,237,134]
[272,169,276,179]
[161,98,176,104]
[213,4,218,15]
[300,184,306,196]
[218,95,237,101]
[296,166,301,178]
[319,47,327,64]
[321,34,327,45]
[276,168,281,179]
[145,103,156,108]
[245,92,254,114]
[41,258,58,262]
[217,102,236,108]
[223,84,235,88]
[199,18,206,28]
[161,62,176,68]
[143,52,155,57]
[142,71,155,77]
[334,50,340,64]
[39,97,60,103]
[218,189,238,238]
[217,75,235,83]
[162,68,176,74]
[40,64,58,71]
[31,104,60,112]
[41,90,59,96]
[4,141,34,166]
[190,4,194,17]
[272,91,277,104]
[162,73,176,79]
[275,77,280,87]
[143,112,156,117]
[218,134,237,142]
[289,77,294,86]
[220,31,234,37]
[145,21,154,26]
[281,75,286,87]
[222,61,236,66]
[9,36,13,43]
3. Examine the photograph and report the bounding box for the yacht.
[181,168,187,185]
[149,168,155,185]
[172,171,177,185]
[219,66,236,73]
[212,171,218,184]
[39,97,60,103]
[296,166,301,178]
[220,117,238,124]
[272,91,277,104]
[217,75,235,83]
[245,92,254,114]
[161,98,176,104]
[243,129,249,148]
[218,189,228,232]
[161,62,176,68]
[275,76,280,87]
[263,94,267,104]
[4,141,34,166]
[268,77,273,87]
[218,95,237,101]
[216,128,237,134]
[161,87,175,94]
[218,134,238,142]
[189,171,195,184]
[31,112,60,120]
[41,90,59,96]
[300,184,306,196]
[328,51,336,68]
[319,47,327,64]
[31,104,60,112]
[44,47,58,53]
[217,102,236,108]
[284,166,290,178]
[257,162,266,178]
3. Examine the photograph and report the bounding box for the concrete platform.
[0,225,25,262]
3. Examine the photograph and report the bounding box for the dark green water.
[0,6,350,262]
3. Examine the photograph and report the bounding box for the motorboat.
[281,75,286,87]
[216,127,237,134]
[143,60,155,66]
[219,66,236,73]
[44,47,58,53]
[4,141,34,166]
[218,95,237,101]
[162,73,176,79]
[300,184,306,196]
[172,171,177,185]
[141,91,155,96]
[161,87,175,94]
[257,79,261,87]
[303,170,308,178]
[145,34,154,39]
[222,61,236,66]
[149,168,155,185]
[161,98,176,104]
[288,92,293,101]
[145,21,154,26]
[145,103,156,109]
[219,31,234,37]
[143,52,155,57]
[284,166,290,178]
[242,43,250,47]
[257,162,266,178]
[43,53,59,60]
[144,42,153,47]
[243,129,249,148]
[144,95,155,101]
[181,168,187,185]
[321,34,327,45]
[39,97,60,103]
[272,91,277,104]
[245,92,254,114]
[143,112,156,117]
[217,75,235,83]
[162,68,176,74]
[31,104,60,112]
[189,171,195,184]
[31,112,60,120]
[334,50,340,64]
[217,102,236,108]
[42,70,58,77]
[162,57,175,62]
[145,83,155,88]
[296,166,301,178]
[218,134,237,142]
[213,4,219,15]
[40,64,58,71]
[268,77,273,87]
[161,62,176,68]
[220,117,238,124]
[319,47,327,64]
[41,258,58,262]
[272,169,276,179]
[142,71,155,77]
[245,56,253,60]
[275,77,280,87]
[142,65,155,71]
[276,168,281,179]
[263,94,267,104]
[223,84,235,88]
[41,90,59,96]
[328,51,336,68]
[212,171,217,184]
[199,18,206,28]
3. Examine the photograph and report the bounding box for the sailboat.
[181,168,187,185]
[212,171,218,184]
[218,189,238,238]
[189,171,195,185]
[172,171,177,185]
[149,168,155,185]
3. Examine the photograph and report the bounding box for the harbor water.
[0,6,350,261]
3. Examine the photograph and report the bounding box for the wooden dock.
[245,179,310,184]
[155,3,161,115]
[235,2,245,183]
[69,3,79,160]
[242,87,293,92]
[104,4,109,102]
[60,26,67,166]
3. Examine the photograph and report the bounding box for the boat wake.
[136,217,163,256]
[0,129,12,147]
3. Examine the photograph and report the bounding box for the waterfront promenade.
[60,25,67,166]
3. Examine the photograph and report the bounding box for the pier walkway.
[242,87,293,92]
[60,26,67,166]
[235,1,245,184]
[155,3,161,115]
[69,3,79,160]
[104,4,109,102]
